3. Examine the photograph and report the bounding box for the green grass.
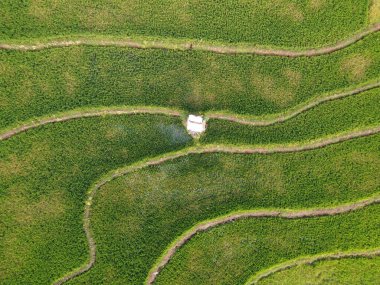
[0,0,371,48]
[370,0,380,23]
[1,2,380,284]
[155,204,380,285]
[257,256,380,284]
[1,32,380,130]
[202,88,380,145]
[67,134,380,284]
[0,115,192,284]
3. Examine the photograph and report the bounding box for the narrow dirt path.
[147,196,380,285]
[53,126,380,285]
[246,248,380,284]
[1,23,379,56]
[207,81,380,126]
[2,81,379,142]
[0,108,182,141]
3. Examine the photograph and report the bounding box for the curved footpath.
[207,81,380,126]
[0,107,182,141]
[1,81,379,141]
[245,248,380,284]
[148,196,380,285]
[0,23,379,56]
[54,125,380,285]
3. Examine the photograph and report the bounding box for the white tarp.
[187,115,206,133]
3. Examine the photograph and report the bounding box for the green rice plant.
[257,256,380,285]
[202,88,380,145]
[0,114,192,284]
[1,32,380,130]
[369,0,380,23]
[155,204,380,285]
[69,134,380,284]
[1,2,379,284]
[0,0,371,47]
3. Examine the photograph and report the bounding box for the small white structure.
[187,115,206,135]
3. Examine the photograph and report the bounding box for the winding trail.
[245,248,380,284]
[147,196,380,284]
[1,23,379,56]
[53,126,380,285]
[0,107,182,141]
[2,16,379,285]
[1,81,379,142]
[206,81,380,126]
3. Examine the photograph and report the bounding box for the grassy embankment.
[0,115,192,284]
[256,256,380,285]
[0,0,370,48]
[69,133,380,284]
[154,204,380,285]
[202,88,380,145]
[1,32,380,130]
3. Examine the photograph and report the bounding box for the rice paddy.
[1,1,379,284]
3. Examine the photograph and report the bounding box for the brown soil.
[54,126,380,284]
[1,23,379,57]
[2,82,379,142]
[147,196,380,284]
[251,248,380,284]
[208,81,380,126]
[0,108,181,141]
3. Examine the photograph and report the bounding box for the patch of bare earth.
[83,8,113,30]
[0,154,29,178]
[308,0,326,10]
[0,61,10,76]
[252,73,295,107]
[186,62,245,109]
[28,0,50,20]
[187,79,217,109]
[369,0,380,23]
[271,0,304,22]
[282,68,302,88]
[340,54,373,81]
[0,141,52,181]
[63,71,79,96]
[14,191,66,225]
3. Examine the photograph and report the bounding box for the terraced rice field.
[0,1,379,284]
